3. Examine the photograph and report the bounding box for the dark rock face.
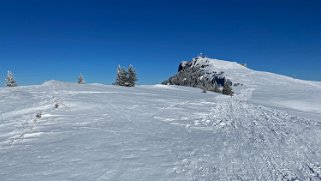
[162,58,232,89]
[178,61,189,72]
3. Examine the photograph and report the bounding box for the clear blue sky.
[0,0,320,85]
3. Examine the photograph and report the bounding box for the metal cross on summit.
[197,53,206,58]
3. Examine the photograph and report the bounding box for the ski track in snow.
[0,82,321,180]
[152,88,321,180]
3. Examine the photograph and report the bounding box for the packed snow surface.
[1,59,321,180]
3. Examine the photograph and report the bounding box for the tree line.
[4,65,138,88]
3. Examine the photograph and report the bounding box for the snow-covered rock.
[163,57,234,88]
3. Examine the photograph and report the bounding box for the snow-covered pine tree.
[222,80,233,96]
[78,73,85,84]
[127,65,138,87]
[120,67,129,86]
[115,65,129,86]
[5,70,17,87]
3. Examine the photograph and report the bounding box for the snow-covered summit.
[186,56,320,89]
[163,57,237,88]
[178,57,249,83]
[184,57,247,71]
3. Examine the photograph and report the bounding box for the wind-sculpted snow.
[0,82,321,180]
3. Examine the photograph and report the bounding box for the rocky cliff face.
[162,57,232,89]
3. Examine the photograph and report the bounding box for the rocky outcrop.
[162,57,232,89]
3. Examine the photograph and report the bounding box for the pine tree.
[120,67,128,86]
[5,70,17,87]
[222,80,233,96]
[78,73,85,84]
[115,65,129,86]
[127,65,138,87]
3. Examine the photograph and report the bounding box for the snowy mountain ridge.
[176,56,321,87]
[177,56,318,86]
[164,57,321,116]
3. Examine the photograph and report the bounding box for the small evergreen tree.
[120,67,128,86]
[127,64,138,87]
[222,80,233,96]
[78,73,85,84]
[115,65,138,87]
[115,65,128,86]
[5,70,17,87]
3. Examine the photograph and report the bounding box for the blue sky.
[0,0,320,85]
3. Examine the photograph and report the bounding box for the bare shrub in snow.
[222,80,234,96]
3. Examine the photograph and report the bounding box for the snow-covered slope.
[0,59,321,180]
[169,57,321,118]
